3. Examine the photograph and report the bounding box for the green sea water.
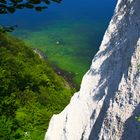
[0,0,117,87]
[15,20,106,86]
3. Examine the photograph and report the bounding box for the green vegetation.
[0,32,74,139]
[0,0,61,14]
[136,117,140,122]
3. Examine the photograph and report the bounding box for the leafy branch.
[0,25,18,33]
[0,0,62,14]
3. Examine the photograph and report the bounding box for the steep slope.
[0,33,73,140]
[45,0,140,139]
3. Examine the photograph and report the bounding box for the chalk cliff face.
[45,0,140,139]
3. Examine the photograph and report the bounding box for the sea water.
[0,0,117,86]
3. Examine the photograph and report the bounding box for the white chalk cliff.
[45,0,140,139]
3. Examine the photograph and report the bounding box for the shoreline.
[51,63,78,89]
[33,48,78,90]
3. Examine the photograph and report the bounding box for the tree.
[0,0,62,32]
[0,0,61,14]
[0,33,74,139]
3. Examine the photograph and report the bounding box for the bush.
[0,33,74,139]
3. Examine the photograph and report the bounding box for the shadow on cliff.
[121,104,140,140]
[88,0,140,139]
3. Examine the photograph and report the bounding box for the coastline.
[33,48,78,90]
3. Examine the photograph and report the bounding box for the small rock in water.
[56,41,60,45]
[58,71,61,74]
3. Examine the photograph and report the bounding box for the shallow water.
[0,0,117,86]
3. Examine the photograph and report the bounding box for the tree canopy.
[0,32,74,139]
[0,0,61,14]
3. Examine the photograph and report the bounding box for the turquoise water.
[0,0,117,86]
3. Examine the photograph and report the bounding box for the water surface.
[0,0,117,86]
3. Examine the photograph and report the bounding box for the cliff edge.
[45,0,140,139]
